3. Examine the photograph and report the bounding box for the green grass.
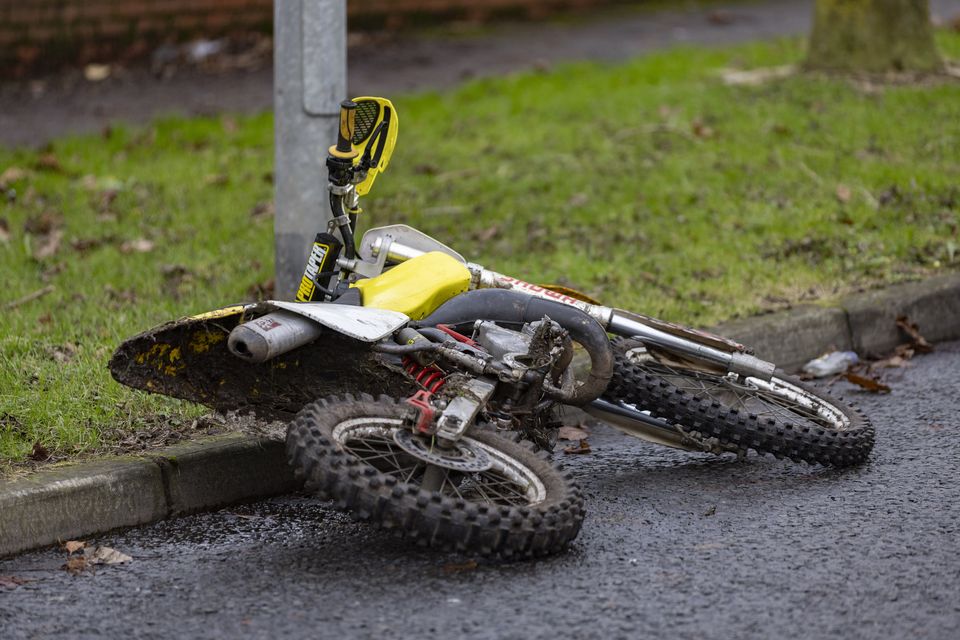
[2,34,959,469]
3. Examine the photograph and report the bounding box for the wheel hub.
[392,429,493,472]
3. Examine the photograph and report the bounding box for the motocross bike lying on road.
[111,98,874,558]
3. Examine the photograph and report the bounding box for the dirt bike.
[110,97,874,558]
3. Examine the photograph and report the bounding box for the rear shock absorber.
[402,356,446,393]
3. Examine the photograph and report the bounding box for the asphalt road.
[2,341,959,639]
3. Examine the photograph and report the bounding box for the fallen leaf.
[63,555,89,575]
[691,119,714,139]
[835,184,852,203]
[15,44,40,66]
[0,166,27,188]
[47,343,78,364]
[0,575,30,589]
[161,264,195,299]
[566,192,589,208]
[475,224,500,242]
[29,441,50,461]
[873,355,910,369]
[23,211,63,235]
[246,278,274,300]
[43,266,68,286]
[719,65,794,86]
[204,173,229,187]
[703,505,717,517]
[895,316,933,353]
[895,342,917,358]
[769,122,791,136]
[63,540,86,554]
[250,201,274,220]
[34,153,62,173]
[161,264,193,279]
[120,238,155,254]
[84,63,111,81]
[558,425,590,441]
[98,189,120,213]
[0,218,9,243]
[563,439,592,455]
[707,9,735,25]
[79,174,124,193]
[71,236,117,254]
[103,284,138,304]
[843,372,891,394]
[33,229,63,260]
[871,343,916,370]
[414,163,439,176]
[442,560,478,574]
[87,546,133,565]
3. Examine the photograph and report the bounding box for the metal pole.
[274,0,347,299]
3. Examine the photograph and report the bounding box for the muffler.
[228,310,323,363]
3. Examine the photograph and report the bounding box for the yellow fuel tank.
[352,252,471,319]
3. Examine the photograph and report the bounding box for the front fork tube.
[420,465,446,492]
[607,311,776,380]
[470,268,776,381]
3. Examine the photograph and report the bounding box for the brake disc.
[392,430,492,472]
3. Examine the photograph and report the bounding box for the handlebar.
[329,100,359,160]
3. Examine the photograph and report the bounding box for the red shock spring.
[402,356,446,393]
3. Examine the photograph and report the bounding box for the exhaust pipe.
[227,310,323,364]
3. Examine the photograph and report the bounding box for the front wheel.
[604,340,875,467]
[286,394,584,558]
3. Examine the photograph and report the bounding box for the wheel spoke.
[402,463,423,484]
[439,471,466,500]
[333,420,542,507]
[464,477,501,504]
[463,471,528,505]
[632,357,842,431]
[343,446,407,471]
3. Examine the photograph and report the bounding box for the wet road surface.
[2,341,959,639]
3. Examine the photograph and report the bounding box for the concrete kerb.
[2,271,958,558]
[0,458,167,558]
[153,434,299,516]
[714,305,853,372]
[841,272,960,358]
[714,271,960,368]
[0,434,301,558]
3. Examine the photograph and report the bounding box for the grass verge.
[1,33,959,470]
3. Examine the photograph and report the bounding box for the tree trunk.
[805,0,943,74]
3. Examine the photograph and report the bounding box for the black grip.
[335,100,357,154]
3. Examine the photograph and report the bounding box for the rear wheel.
[604,339,874,467]
[286,394,584,558]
